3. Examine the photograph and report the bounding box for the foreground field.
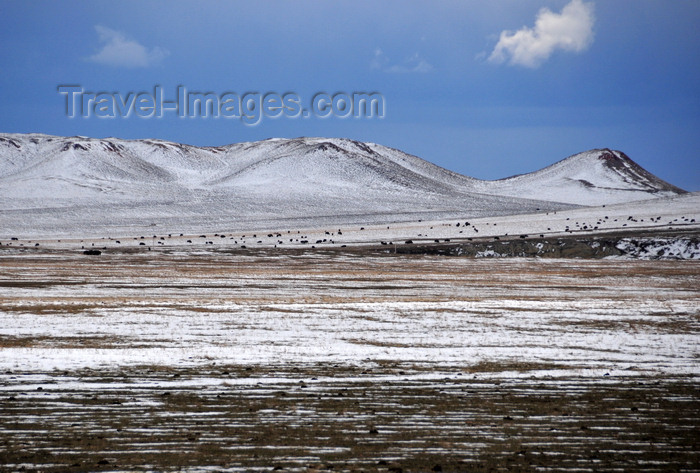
[0,251,698,472]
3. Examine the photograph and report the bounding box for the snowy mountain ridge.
[0,133,687,237]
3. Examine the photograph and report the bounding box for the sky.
[1,0,699,190]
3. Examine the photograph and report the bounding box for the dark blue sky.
[1,0,699,190]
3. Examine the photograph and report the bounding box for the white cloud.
[371,48,433,73]
[488,0,595,68]
[87,26,169,68]
[370,48,389,70]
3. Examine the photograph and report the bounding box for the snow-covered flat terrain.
[0,253,698,471]
[3,192,698,259]
[1,254,697,375]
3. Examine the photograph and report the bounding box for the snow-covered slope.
[480,148,685,205]
[0,133,687,237]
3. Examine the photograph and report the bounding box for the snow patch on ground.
[0,256,697,376]
[615,237,700,259]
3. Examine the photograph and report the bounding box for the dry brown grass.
[0,251,698,471]
[0,334,130,349]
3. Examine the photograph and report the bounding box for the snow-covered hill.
[0,133,687,237]
[480,148,686,205]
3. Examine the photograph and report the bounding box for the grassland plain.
[0,249,698,472]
